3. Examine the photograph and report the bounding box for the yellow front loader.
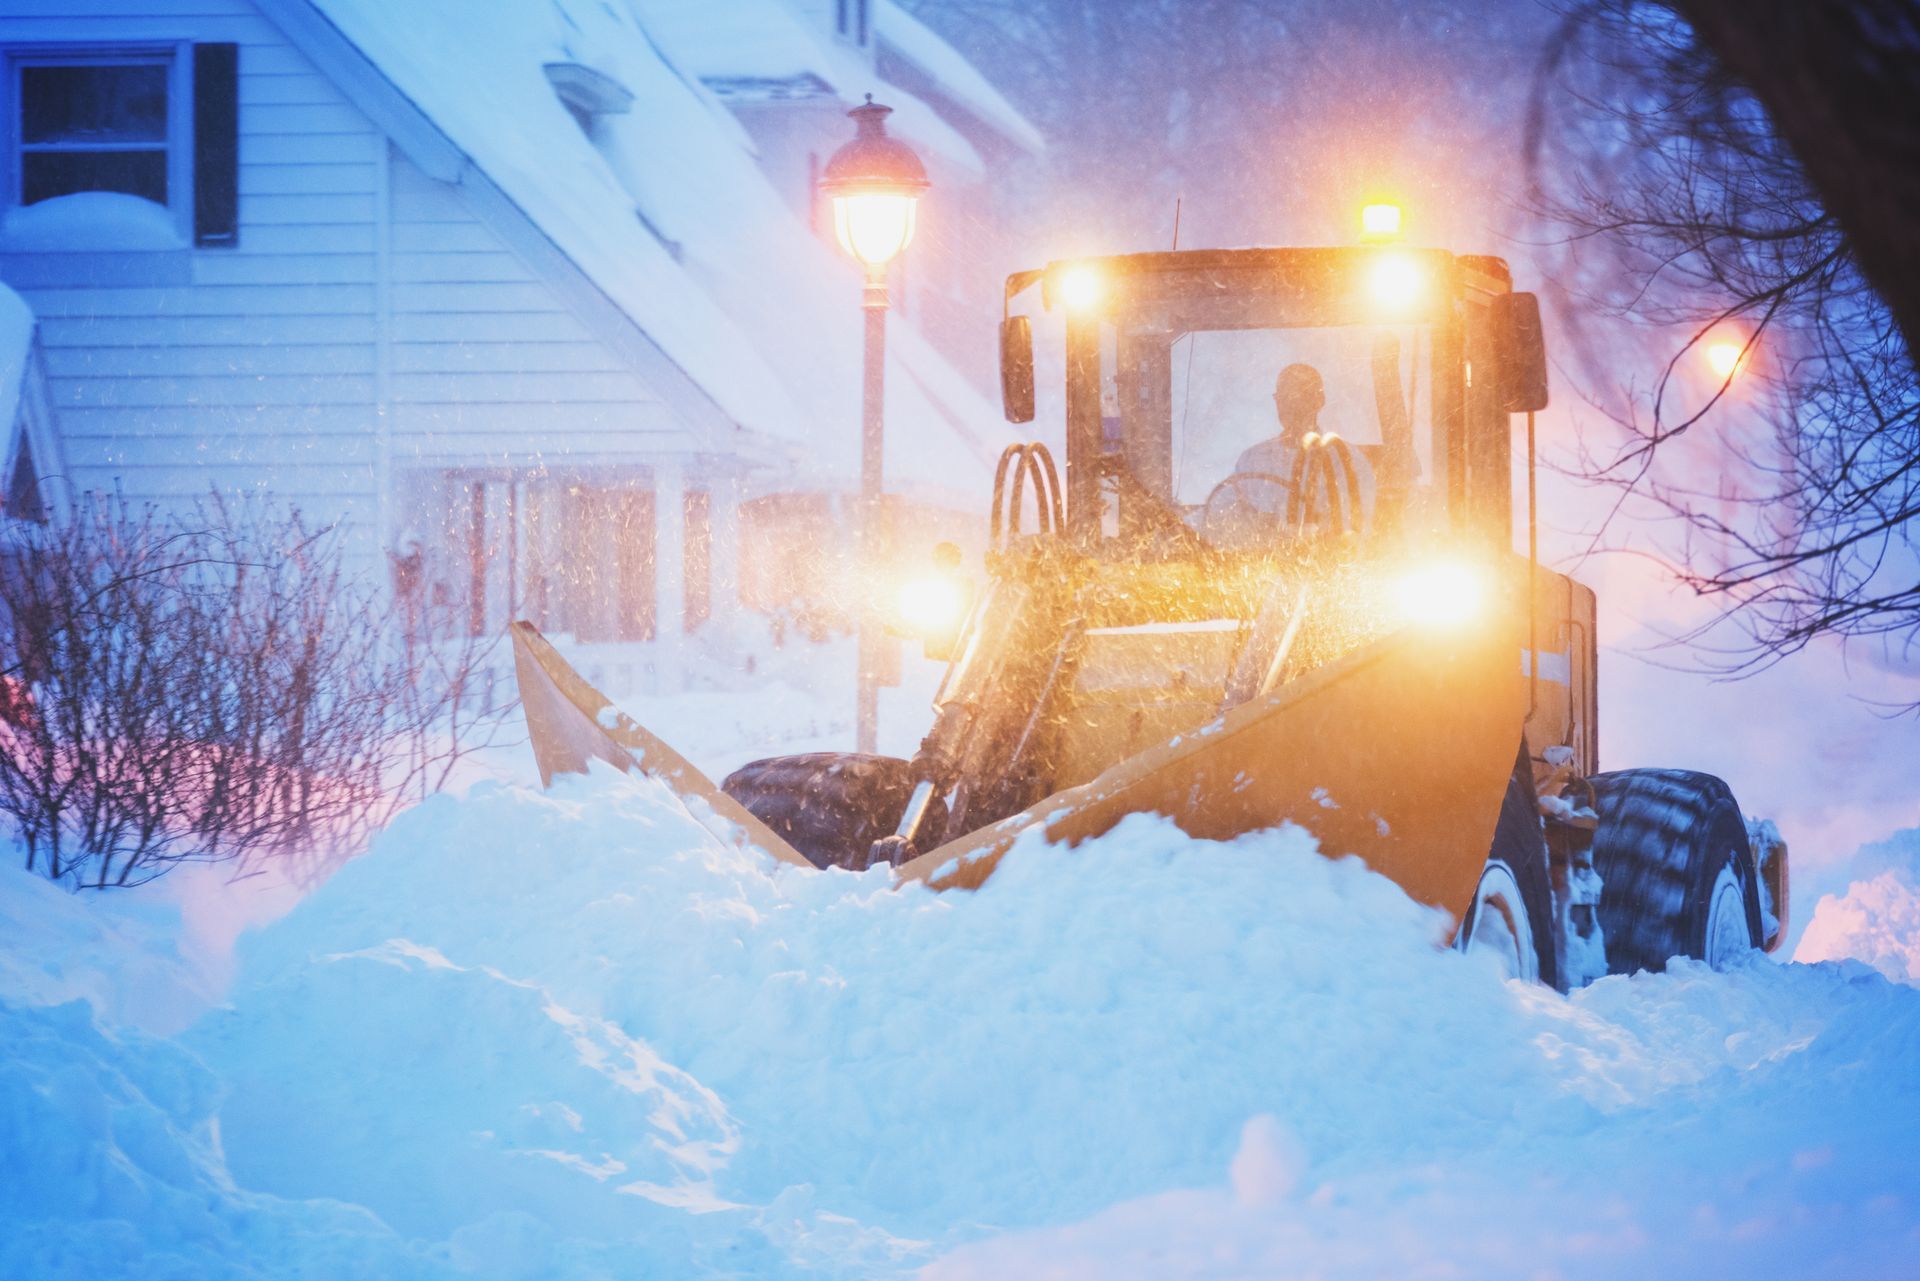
[513,241,1788,992]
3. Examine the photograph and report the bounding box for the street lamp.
[821,95,928,754]
[1706,338,1747,381]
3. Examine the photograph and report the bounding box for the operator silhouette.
[1219,362,1373,533]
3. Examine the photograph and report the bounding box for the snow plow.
[513,233,1789,991]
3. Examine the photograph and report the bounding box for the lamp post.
[821,96,928,754]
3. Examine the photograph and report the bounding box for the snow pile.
[1796,871,1920,985]
[0,861,218,1035]
[6,770,1920,1276]
[2,191,183,252]
[169,769,1920,1276]
[195,772,1455,1266]
[0,997,443,1280]
[1796,828,1920,985]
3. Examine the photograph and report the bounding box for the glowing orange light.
[1360,203,1403,241]
[832,193,919,268]
[1393,559,1488,629]
[896,573,969,635]
[1059,265,1103,310]
[1369,252,1423,309]
[1706,340,1746,380]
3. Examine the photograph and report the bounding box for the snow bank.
[1795,826,1920,985]
[0,997,444,1280]
[7,771,1920,1277]
[938,955,1920,1280]
[174,770,1920,1275]
[1796,869,1920,985]
[195,774,1441,1261]
[0,860,219,1035]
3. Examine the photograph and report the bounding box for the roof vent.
[543,62,634,132]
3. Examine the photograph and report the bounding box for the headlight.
[1392,559,1488,628]
[896,573,970,637]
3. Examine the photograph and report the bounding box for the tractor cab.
[999,246,1550,558]
[970,245,1592,801]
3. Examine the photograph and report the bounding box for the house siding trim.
[253,0,754,457]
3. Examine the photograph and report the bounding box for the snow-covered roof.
[873,1,1044,155]
[626,0,990,178]
[293,0,1016,504]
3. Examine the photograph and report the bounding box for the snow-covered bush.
[0,496,504,888]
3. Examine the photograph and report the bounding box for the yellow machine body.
[514,558,1539,928]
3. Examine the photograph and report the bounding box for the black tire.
[1590,769,1763,974]
[1456,744,1561,991]
[719,752,945,870]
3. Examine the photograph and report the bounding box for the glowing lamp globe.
[821,97,930,270]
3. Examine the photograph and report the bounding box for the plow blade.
[897,624,1524,928]
[513,618,1522,926]
[509,621,814,868]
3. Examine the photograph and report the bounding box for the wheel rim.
[1459,859,1540,983]
[1704,859,1754,969]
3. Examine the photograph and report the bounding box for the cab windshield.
[1069,255,1455,551]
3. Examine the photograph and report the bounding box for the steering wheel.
[1200,471,1296,548]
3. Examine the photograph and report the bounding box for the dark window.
[192,43,239,246]
[836,0,850,36]
[856,0,870,45]
[17,60,170,207]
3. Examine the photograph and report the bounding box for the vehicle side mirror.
[1492,292,1550,413]
[1000,314,1035,423]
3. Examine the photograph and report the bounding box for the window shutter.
[192,43,238,247]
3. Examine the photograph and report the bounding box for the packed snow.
[0,191,184,253]
[1798,871,1920,985]
[4,764,1919,1279]
[1796,828,1920,986]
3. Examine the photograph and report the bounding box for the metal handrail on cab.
[989,441,1064,551]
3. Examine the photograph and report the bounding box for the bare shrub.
[0,495,507,888]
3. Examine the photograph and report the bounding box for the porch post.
[653,460,686,693]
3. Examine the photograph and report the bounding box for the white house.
[0,0,1033,693]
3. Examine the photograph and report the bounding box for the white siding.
[0,0,715,601]
[384,153,699,472]
[0,0,383,552]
